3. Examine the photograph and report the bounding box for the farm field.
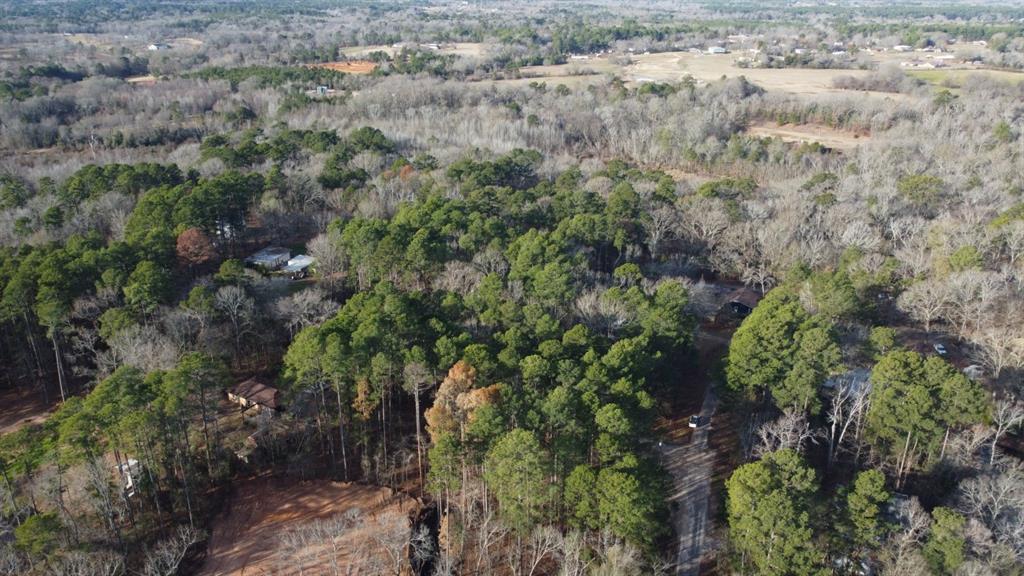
[514,51,891,97]
[511,49,1022,99]
[200,479,418,576]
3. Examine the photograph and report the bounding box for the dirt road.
[661,387,719,576]
[658,319,734,576]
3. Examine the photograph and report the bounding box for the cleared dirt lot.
[200,478,417,576]
[0,388,56,435]
[310,60,378,74]
[746,121,870,151]
[126,74,157,85]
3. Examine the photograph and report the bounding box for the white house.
[283,254,315,279]
[116,459,142,497]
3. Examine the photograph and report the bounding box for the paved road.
[660,387,718,576]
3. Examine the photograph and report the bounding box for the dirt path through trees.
[661,387,719,576]
[659,327,732,575]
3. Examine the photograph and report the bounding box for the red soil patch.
[310,60,378,74]
[0,387,57,435]
[199,478,418,576]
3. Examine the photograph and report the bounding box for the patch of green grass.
[909,68,1024,87]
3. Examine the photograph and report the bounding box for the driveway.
[660,385,719,576]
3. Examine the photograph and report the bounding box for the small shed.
[725,287,761,317]
[283,254,316,280]
[228,379,281,417]
[245,246,290,271]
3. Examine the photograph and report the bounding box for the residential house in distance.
[228,378,282,419]
[147,43,171,51]
[245,246,290,271]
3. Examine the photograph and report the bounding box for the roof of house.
[245,246,290,265]
[284,254,315,272]
[230,378,281,410]
[726,287,762,309]
[822,368,872,396]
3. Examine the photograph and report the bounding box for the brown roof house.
[228,378,281,419]
[725,287,762,317]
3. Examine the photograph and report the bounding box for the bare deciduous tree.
[48,550,124,576]
[753,409,816,458]
[274,288,339,338]
[897,279,949,333]
[307,231,346,292]
[525,525,562,576]
[141,525,204,576]
[988,398,1024,466]
[214,285,255,357]
[826,375,870,468]
[877,497,931,576]
[959,464,1024,561]
[643,205,678,260]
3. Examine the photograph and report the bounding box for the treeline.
[189,65,347,90]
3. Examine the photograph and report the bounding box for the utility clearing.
[310,61,378,74]
[200,479,418,576]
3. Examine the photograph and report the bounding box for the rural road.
[661,386,719,576]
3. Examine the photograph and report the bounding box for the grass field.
[908,68,1024,87]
